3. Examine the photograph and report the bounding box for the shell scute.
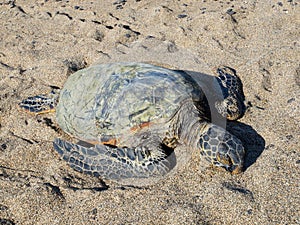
[56,63,202,141]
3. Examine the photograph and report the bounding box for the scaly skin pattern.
[19,62,246,183]
[53,136,172,180]
[19,88,60,114]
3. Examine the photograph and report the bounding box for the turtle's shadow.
[226,121,265,171]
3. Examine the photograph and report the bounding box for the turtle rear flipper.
[19,88,60,114]
[53,138,175,184]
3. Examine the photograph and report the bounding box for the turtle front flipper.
[215,66,246,120]
[19,87,60,114]
[53,138,174,182]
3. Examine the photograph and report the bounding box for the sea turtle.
[19,62,246,183]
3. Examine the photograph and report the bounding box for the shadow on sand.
[227,121,265,171]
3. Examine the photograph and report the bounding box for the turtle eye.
[216,152,232,166]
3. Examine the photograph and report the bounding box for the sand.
[0,0,299,224]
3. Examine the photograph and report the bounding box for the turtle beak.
[216,152,244,174]
[228,165,243,174]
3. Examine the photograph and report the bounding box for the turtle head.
[198,124,245,174]
[215,66,246,120]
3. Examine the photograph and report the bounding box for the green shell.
[56,62,203,142]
